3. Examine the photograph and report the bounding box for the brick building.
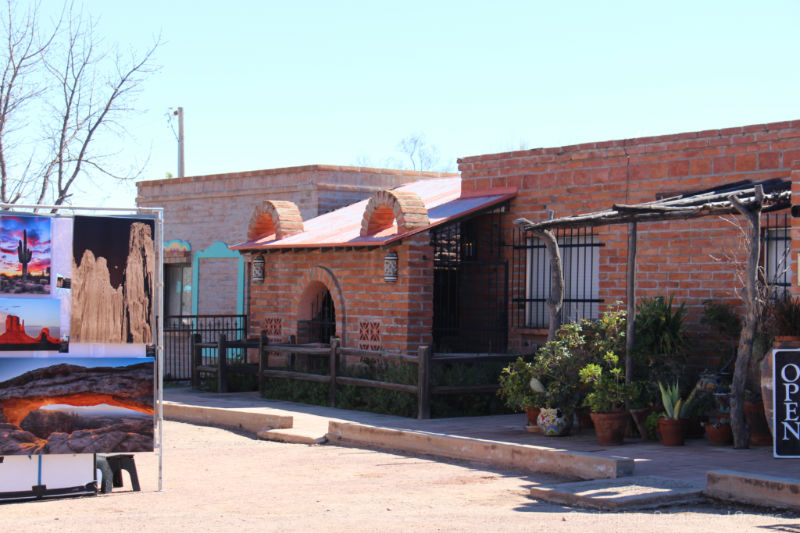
[234,119,800,368]
[136,165,456,318]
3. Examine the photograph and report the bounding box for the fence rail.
[164,314,247,381]
[190,334,530,419]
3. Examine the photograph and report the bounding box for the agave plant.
[658,381,684,420]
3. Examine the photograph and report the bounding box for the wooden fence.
[191,333,526,419]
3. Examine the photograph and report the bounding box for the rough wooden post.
[217,333,227,393]
[625,222,637,383]
[417,345,432,419]
[191,333,202,389]
[258,330,268,396]
[730,186,764,448]
[289,334,296,370]
[329,337,340,407]
[531,229,564,340]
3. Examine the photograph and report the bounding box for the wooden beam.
[625,222,637,383]
[729,185,764,449]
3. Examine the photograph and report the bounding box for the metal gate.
[163,314,247,381]
[431,208,508,353]
[297,290,335,344]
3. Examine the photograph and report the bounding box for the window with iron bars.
[762,212,791,300]
[512,227,601,329]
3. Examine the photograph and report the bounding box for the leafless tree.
[397,133,442,172]
[0,1,159,207]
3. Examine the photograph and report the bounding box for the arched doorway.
[297,281,336,344]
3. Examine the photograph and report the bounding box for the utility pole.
[173,107,185,177]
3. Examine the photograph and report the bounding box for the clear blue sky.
[38,1,800,207]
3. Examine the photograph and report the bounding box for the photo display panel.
[0,212,157,456]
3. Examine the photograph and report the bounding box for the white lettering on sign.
[782,363,800,441]
[786,402,799,422]
[782,363,800,383]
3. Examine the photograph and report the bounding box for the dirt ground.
[2,420,798,532]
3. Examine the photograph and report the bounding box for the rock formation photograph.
[70,216,155,344]
[0,215,51,294]
[0,357,154,454]
[0,297,61,352]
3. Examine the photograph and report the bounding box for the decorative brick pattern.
[360,189,430,236]
[247,200,304,241]
[358,321,381,351]
[264,317,282,342]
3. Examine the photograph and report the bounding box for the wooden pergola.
[513,178,791,448]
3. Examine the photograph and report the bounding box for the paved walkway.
[162,386,800,510]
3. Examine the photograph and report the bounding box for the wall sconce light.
[384,251,398,282]
[252,253,265,283]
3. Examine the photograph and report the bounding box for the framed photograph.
[70,216,155,344]
[0,356,154,455]
[0,296,61,354]
[0,215,51,295]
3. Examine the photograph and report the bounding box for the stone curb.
[257,428,328,445]
[704,469,800,511]
[164,402,293,435]
[326,421,634,480]
[529,476,705,511]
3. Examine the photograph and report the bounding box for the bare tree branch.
[0,0,159,208]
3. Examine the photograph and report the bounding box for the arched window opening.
[297,282,336,344]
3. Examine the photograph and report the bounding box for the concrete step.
[257,427,327,445]
[705,470,800,511]
[327,421,635,480]
[529,476,705,511]
[164,402,293,434]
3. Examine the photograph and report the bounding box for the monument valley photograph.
[0,297,61,352]
[0,215,51,294]
[0,357,154,455]
[70,216,155,344]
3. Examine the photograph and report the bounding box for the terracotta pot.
[525,406,541,427]
[590,412,628,446]
[657,417,685,446]
[773,336,800,349]
[705,422,733,446]
[744,400,772,446]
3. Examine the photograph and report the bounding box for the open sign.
[775,350,800,458]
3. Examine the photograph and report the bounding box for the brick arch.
[360,189,429,237]
[247,200,304,241]
[292,266,346,345]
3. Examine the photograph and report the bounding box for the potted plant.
[633,296,688,386]
[579,350,633,445]
[528,327,585,436]
[759,295,800,437]
[498,357,542,426]
[743,388,771,446]
[657,381,686,446]
[704,413,733,445]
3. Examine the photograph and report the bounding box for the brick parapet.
[459,119,800,363]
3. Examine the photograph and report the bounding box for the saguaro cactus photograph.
[0,216,51,294]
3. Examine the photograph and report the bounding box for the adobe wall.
[248,234,433,354]
[459,120,800,360]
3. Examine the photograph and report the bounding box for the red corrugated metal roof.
[230,178,516,251]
